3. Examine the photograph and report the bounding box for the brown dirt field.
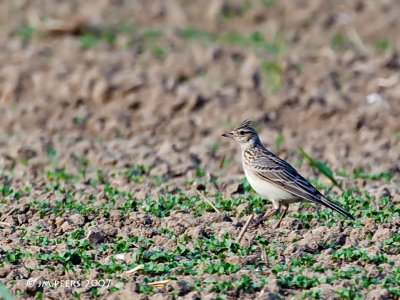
[0,1,399,299]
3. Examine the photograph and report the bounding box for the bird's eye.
[239,130,245,135]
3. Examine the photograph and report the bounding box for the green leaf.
[353,170,394,181]
[80,33,99,49]
[179,27,214,43]
[298,147,342,190]
[261,60,283,93]
[275,133,285,152]
[15,25,36,41]
[0,283,14,300]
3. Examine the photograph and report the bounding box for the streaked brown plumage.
[222,120,355,228]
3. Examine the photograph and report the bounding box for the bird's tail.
[319,196,355,220]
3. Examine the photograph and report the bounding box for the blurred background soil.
[0,0,399,176]
[0,0,399,299]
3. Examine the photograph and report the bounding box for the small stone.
[313,283,335,298]
[186,227,212,239]
[102,224,118,237]
[135,189,148,200]
[115,253,126,261]
[17,214,26,225]
[282,218,303,230]
[181,291,201,300]
[322,248,334,256]
[55,216,64,227]
[287,231,302,243]
[324,232,347,246]
[225,183,244,195]
[364,265,379,277]
[68,214,85,226]
[168,280,193,296]
[265,277,279,292]
[292,238,319,253]
[150,163,169,176]
[392,254,400,267]
[236,203,249,216]
[366,288,389,300]
[60,221,71,232]
[87,229,105,245]
[258,292,282,300]
[372,228,393,242]
[24,258,39,269]
[226,254,258,266]
[366,246,381,257]
[0,264,12,277]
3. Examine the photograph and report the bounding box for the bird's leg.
[275,205,289,228]
[253,208,279,228]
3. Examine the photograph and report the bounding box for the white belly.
[244,168,298,203]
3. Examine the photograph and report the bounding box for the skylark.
[222,120,355,228]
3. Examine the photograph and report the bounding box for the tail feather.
[319,197,355,220]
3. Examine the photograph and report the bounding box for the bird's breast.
[244,168,296,201]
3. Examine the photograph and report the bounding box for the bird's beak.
[222,132,234,138]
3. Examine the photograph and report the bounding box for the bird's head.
[222,120,260,148]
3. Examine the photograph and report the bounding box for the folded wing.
[250,154,355,220]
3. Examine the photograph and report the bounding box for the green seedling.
[299,147,342,189]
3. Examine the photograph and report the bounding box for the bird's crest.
[235,119,252,130]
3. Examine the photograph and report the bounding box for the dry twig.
[125,264,144,274]
[236,214,254,243]
[0,221,11,227]
[148,279,171,287]
[260,243,269,268]
[195,190,221,213]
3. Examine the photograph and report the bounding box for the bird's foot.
[252,217,265,228]
[252,209,280,228]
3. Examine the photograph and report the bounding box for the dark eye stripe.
[238,129,253,135]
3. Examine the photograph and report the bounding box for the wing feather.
[250,152,355,219]
[251,154,320,202]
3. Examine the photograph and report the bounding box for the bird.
[222,119,355,228]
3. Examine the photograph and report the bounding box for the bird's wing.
[250,154,322,203]
[250,153,355,219]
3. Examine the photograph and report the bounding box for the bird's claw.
[252,218,264,228]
